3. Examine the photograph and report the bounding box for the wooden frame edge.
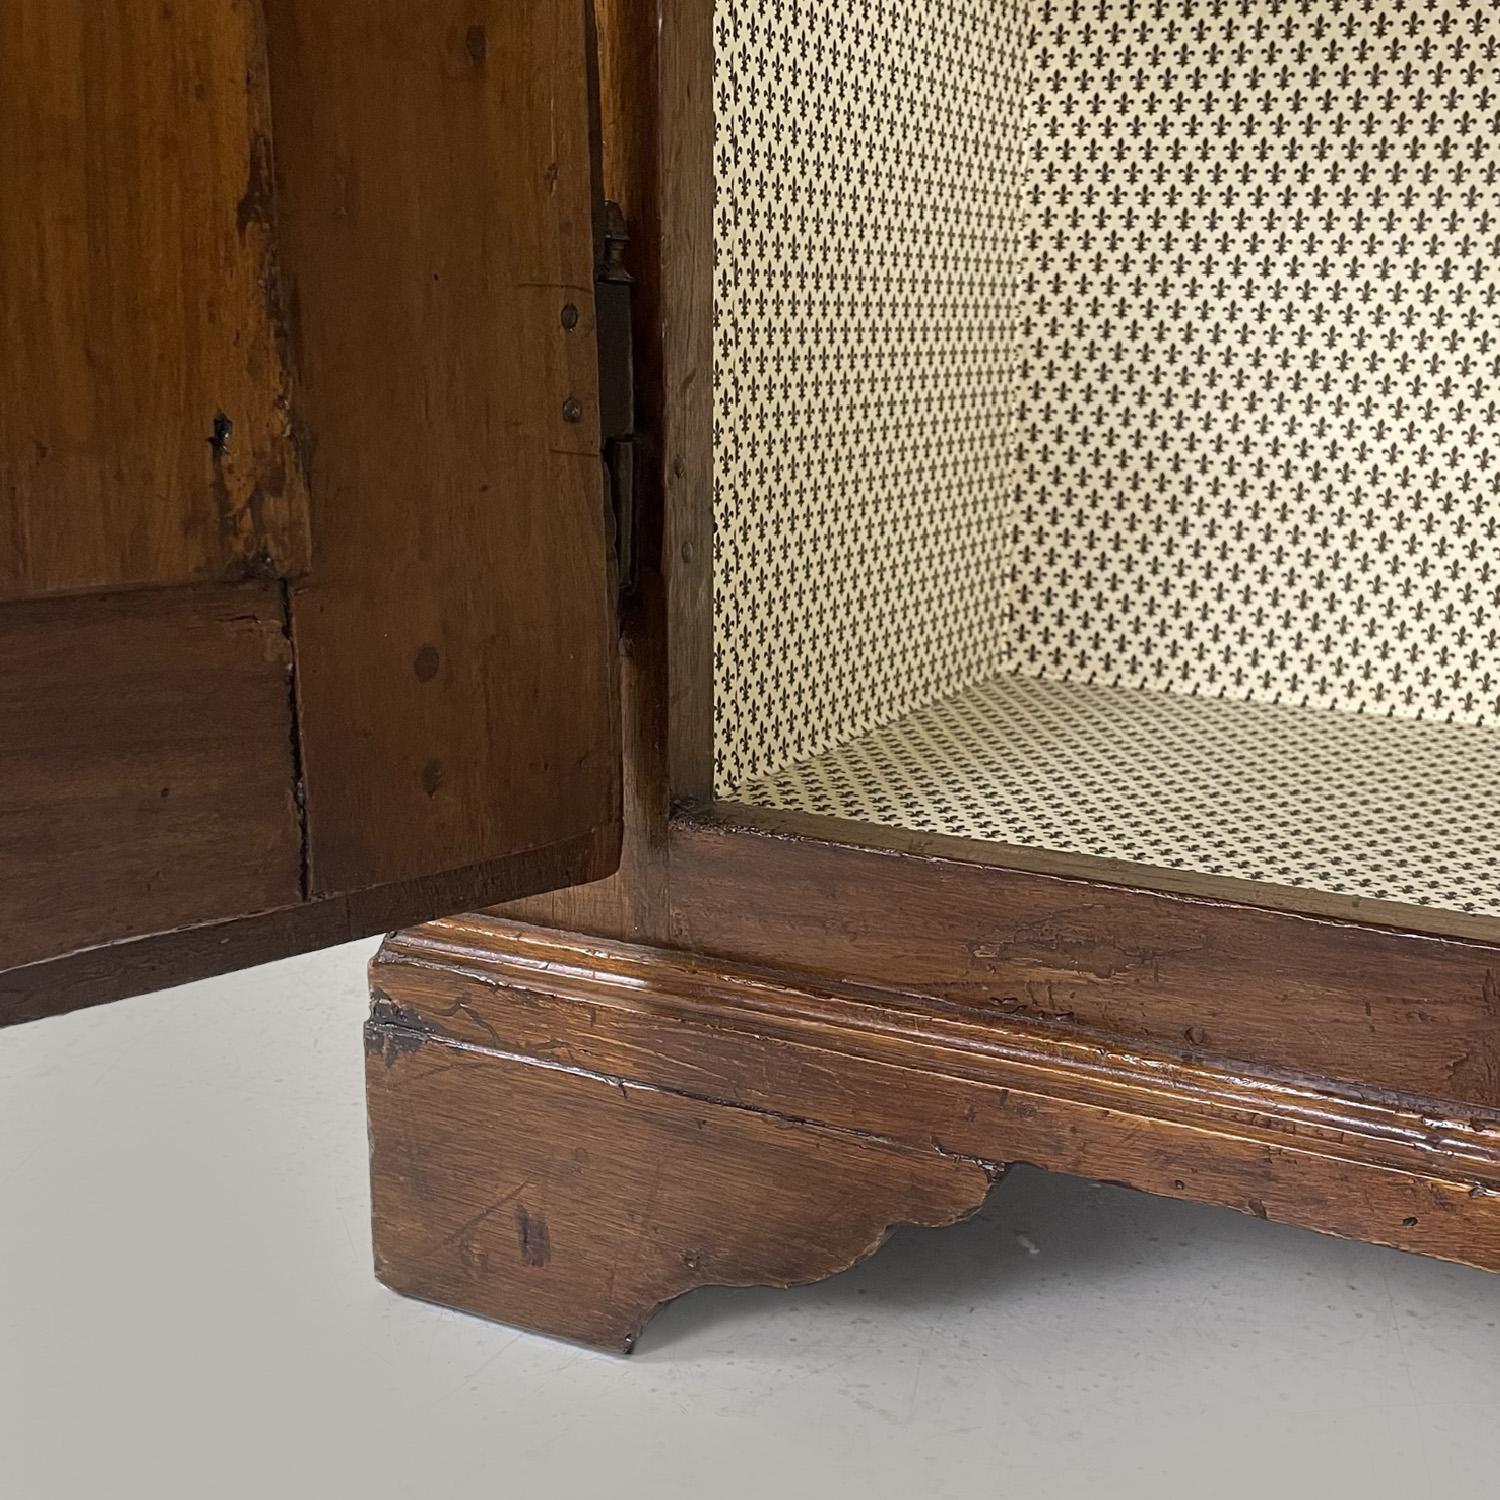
[662,812,1500,1112]
[660,0,715,805]
[1,821,619,1028]
[698,800,1500,949]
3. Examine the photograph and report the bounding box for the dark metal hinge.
[596,201,636,605]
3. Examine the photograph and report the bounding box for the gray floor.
[3,944,1497,1500]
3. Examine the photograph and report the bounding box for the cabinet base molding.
[366,915,1500,1352]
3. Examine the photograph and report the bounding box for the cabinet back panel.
[1000,0,1500,720]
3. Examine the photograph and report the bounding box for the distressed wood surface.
[367,1017,993,1352]
[667,812,1500,1112]
[367,915,1500,1350]
[0,824,614,1029]
[506,0,673,945]
[3,0,625,1020]
[0,585,301,971]
[0,0,310,598]
[266,0,620,896]
[703,802,1500,948]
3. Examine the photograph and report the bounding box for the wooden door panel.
[0,0,622,1022]
[0,585,301,970]
[0,0,311,599]
[265,0,619,894]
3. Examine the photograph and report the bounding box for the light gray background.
[3,942,1496,1499]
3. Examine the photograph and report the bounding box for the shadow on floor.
[638,1163,1366,1356]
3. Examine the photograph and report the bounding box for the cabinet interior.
[710,0,1500,917]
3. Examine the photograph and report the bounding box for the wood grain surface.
[0,0,310,598]
[368,1016,993,1352]
[2,0,624,1017]
[265,0,620,896]
[1,824,613,1029]
[0,585,301,971]
[367,915,1500,1350]
[668,813,1500,1112]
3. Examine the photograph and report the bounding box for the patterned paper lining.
[713,0,1500,911]
[737,675,1500,916]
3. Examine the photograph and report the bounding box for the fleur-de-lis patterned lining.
[714,0,1500,915]
[737,675,1500,914]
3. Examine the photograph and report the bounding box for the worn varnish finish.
[0,0,310,598]
[0,586,301,972]
[506,0,673,945]
[1,825,614,1030]
[367,915,1500,1350]
[503,0,719,946]
[3,0,625,1021]
[367,1009,993,1352]
[669,812,1500,1112]
[703,803,1500,949]
[264,0,619,895]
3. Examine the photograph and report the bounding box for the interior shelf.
[731,675,1500,919]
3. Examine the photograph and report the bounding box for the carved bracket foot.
[366,914,1500,1352]
[366,1007,994,1352]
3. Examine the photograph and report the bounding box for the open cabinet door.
[0,0,621,1025]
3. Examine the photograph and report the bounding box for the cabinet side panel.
[711,0,1031,791]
